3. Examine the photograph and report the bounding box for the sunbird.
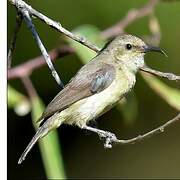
[18,34,166,164]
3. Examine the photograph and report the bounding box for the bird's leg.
[83,125,118,148]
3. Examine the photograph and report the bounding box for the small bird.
[18,34,166,164]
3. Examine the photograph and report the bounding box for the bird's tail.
[18,124,49,164]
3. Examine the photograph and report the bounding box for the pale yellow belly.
[58,71,135,128]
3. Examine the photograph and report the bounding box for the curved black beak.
[143,45,168,57]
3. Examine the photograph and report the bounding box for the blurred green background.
[8,0,180,179]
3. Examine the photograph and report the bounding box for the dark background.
[8,0,180,179]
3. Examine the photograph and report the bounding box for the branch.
[8,46,74,80]
[9,0,159,53]
[103,113,180,146]
[8,0,173,71]
[20,8,64,88]
[101,0,159,39]
[9,0,100,52]
[116,113,180,144]
[21,76,37,99]
[8,49,180,82]
[139,15,180,81]
[140,66,180,81]
[10,0,178,83]
[8,47,180,82]
[8,12,23,68]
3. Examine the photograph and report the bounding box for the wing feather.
[38,62,115,123]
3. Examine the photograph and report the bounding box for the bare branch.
[10,0,178,84]
[115,113,180,145]
[8,46,74,80]
[99,113,180,146]
[101,0,159,39]
[139,15,180,81]
[8,12,23,68]
[21,76,37,99]
[9,0,100,52]
[20,8,64,88]
[140,66,180,81]
[8,0,159,52]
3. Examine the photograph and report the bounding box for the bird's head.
[105,34,166,72]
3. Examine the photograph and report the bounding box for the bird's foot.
[98,131,117,148]
[83,126,118,149]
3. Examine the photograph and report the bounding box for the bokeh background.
[8,0,180,179]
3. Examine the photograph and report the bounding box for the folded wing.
[38,62,115,125]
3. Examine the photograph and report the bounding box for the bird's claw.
[98,131,117,149]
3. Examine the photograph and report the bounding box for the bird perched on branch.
[18,34,166,164]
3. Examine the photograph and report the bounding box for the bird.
[18,34,166,164]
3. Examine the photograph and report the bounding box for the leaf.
[31,97,66,179]
[141,72,180,111]
[68,24,105,63]
[8,84,31,116]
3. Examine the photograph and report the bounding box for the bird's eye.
[126,44,132,50]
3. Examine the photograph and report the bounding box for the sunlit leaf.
[68,24,105,63]
[31,97,66,179]
[141,72,180,111]
[8,84,31,116]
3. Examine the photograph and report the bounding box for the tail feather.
[18,126,48,164]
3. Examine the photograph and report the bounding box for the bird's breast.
[62,68,136,127]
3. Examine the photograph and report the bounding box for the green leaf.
[31,97,66,179]
[8,84,31,116]
[141,72,180,111]
[68,24,105,63]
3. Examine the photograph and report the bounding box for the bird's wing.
[38,63,115,123]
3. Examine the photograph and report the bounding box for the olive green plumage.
[18,34,164,164]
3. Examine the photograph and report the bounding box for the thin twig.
[140,15,180,81]
[9,0,179,82]
[8,12,23,68]
[8,46,74,80]
[9,0,100,52]
[140,66,180,81]
[20,9,64,88]
[8,46,180,82]
[21,76,37,98]
[8,0,159,52]
[114,113,180,145]
[101,0,159,39]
